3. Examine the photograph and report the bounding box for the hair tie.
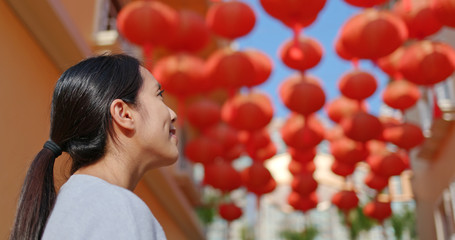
[43,140,62,158]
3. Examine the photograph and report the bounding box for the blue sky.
[236,0,389,119]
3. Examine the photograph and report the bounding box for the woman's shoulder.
[59,174,147,209]
[42,174,167,239]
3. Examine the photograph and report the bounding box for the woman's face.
[133,67,178,168]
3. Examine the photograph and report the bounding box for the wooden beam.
[5,0,91,71]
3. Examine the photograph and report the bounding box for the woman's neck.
[74,152,142,191]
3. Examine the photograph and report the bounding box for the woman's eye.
[158,90,165,97]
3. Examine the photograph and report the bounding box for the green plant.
[339,207,376,240]
[195,205,216,225]
[280,225,319,240]
[391,205,417,240]
[240,224,255,240]
[195,189,222,226]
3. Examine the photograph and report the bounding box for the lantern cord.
[381,222,387,239]
[399,109,406,123]
[404,149,411,170]
[431,86,442,120]
[226,221,231,240]
[292,24,302,45]
[255,195,261,239]
[256,195,261,211]
[357,100,363,110]
[351,58,359,69]
[343,209,352,228]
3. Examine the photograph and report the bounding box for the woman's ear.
[110,99,135,130]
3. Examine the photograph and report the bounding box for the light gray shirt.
[42,174,167,240]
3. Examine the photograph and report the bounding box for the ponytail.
[10,141,61,240]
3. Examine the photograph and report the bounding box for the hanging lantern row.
[114,0,455,224]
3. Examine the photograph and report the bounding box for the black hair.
[9,54,144,240]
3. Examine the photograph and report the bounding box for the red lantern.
[244,49,273,87]
[221,92,274,132]
[399,40,455,86]
[291,173,318,195]
[363,200,392,223]
[383,122,424,150]
[393,0,443,39]
[260,0,326,29]
[341,111,383,142]
[432,0,455,28]
[117,1,178,47]
[289,160,316,175]
[331,161,356,177]
[279,74,326,116]
[153,54,207,97]
[241,162,273,189]
[368,152,407,177]
[242,129,272,153]
[335,37,355,61]
[367,140,389,156]
[340,9,408,60]
[289,147,316,163]
[382,80,420,111]
[281,114,325,150]
[330,137,369,165]
[206,48,256,90]
[223,144,245,163]
[365,172,389,190]
[247,177,277,197]
[247,141,277,163]
[185,136,223,165]
[378,117,401,140]
[343,0,388,8]
[338,70,378,101]
[326,96,364,123]
[280,37,323,72]
[165,10,210,52]
[332,190,359,211]
[325,125,346,142]
[218,202,243,222]
[204,160,242,192]
[206,1,256,39]
[288,192,318,212]
[205,123,240,153]
[376,47,406,79]
[187,99,220,130]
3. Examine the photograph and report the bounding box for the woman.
[10,54,178,240]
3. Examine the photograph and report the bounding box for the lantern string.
[381,222,387,238]
[399,109,406,123]
[292,24,302,45]
[430,86,442,119]
[404,149,411,170]
[254,195,261,239]
[291,26,304,63]
[351,58,359,69]
[226,221,231,240]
